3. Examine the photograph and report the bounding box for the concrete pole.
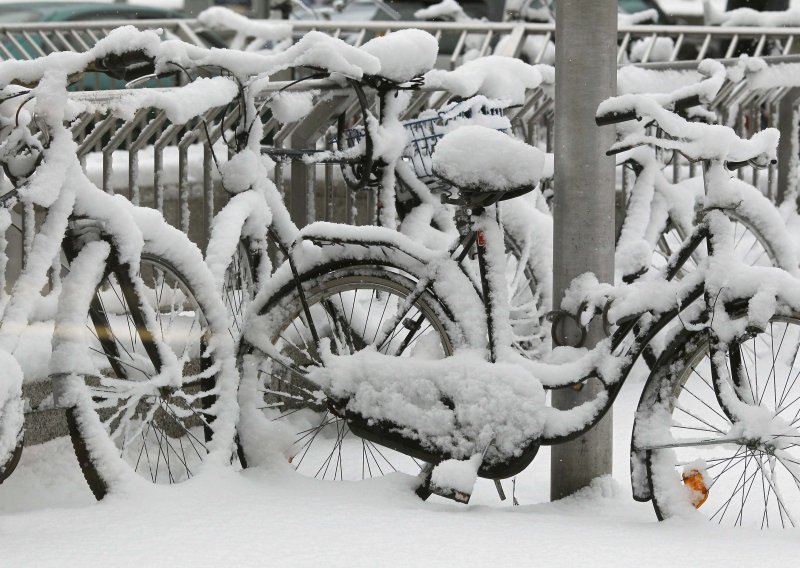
[550,0,617,500]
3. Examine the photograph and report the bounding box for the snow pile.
[414,0,471,21]
[619,9,660,26]
[267,91,314,124]
[157,29,380,80]
[432,125,545,192]
[628,36,675,63]
[308,348,547,463]
[430,454,482,496]
[360,29,439,83]
[198,6,292,52]
[113,76,238,124]
[425,57,553,105]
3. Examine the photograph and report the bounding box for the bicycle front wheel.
[652,210,780,278]
[239,262,459,482]
[640,317,800,528]
[70,249,228,499]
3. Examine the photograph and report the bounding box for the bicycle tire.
[652,209,782,278]
[237,260,461,483]
[68,249,231,499]
[220,240,257,343]
[503,231,549,358]
[0,343,24,484]
[636,316,800,528]
[0,439,22,483]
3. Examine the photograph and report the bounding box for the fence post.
[551,0,617,500]
[777,87,800,205]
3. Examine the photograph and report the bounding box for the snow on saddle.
[432,125,545,203]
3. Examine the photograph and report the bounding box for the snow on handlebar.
[595,60,778,165]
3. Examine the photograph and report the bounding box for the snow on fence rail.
[2,19,800,65]
[2,22,800,289]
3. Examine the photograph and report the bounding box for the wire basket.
[334,97,512,189]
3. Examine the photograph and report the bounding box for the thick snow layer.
[309,348,547,461]
[414,0,470,21]
[432,126,545,192]
[198,6,292,42]
[360,29,439,83]
[424,57,553,105]
[2,374,800,566]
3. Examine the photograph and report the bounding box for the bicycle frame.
[323,157,757,480]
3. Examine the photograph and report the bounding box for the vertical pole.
[777,88,800,205]
[551,0,617,500]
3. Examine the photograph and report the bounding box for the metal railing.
[3,20,800,289]
[1,18,800,65]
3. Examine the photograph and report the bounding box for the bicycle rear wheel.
[69,249,228,499]
[238,261,460,482]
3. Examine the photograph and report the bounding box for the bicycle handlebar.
[595,94,701,126]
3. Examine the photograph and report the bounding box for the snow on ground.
[1,363,798,567]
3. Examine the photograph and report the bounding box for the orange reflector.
[682,469,709,508]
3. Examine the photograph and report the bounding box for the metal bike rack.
[3,21,800,286]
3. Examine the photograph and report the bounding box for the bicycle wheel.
[652,210,779,278]
[503,233,548,358]
[69,250,226,499]
[220,241,257,343]
[640,317,800,528]
[0,352,23,483]
[238,262,459,481]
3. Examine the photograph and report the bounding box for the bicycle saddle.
[360,29,438,84]
[432,125,544,203]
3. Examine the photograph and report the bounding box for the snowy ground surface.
[1,364,798,567]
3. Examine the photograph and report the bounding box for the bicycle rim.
[242,266,455,481]
[653,211,778,277]
[74,251,217,497]
[647,318,800,528]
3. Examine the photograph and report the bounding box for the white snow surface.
[2,375,799,566]
[424,57,553,105]
[432,126,545,191]
[360,29,439,83]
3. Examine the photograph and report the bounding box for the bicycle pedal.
[427,455,482,505]
[429,483,473,504]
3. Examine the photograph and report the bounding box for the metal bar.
[778,88,800,204]
[20,31,46,58]
[496,24,525,58]
[450,30,468,69]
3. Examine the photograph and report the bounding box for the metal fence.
[2,18,800,65]
[3,19,800,289]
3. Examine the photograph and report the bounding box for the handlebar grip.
[89,50,156,82]
[726,157,777,171]
[605,142,645,156]
[725,159,750,171]
[595,109,639,126]
[672,94,701,113]
[596,94,702,127]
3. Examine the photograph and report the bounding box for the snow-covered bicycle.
[240,67,800,527]
[0,30,240,498]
